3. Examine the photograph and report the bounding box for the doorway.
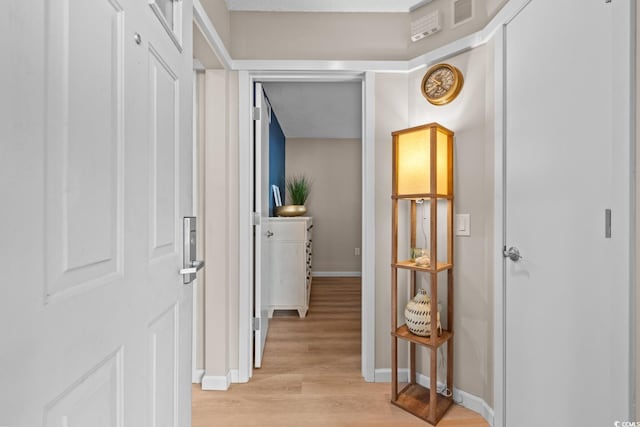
[256,81,363,368]
[238,71,376,383]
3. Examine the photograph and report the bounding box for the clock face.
[421,64,464,105]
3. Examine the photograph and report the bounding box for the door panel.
[44,0,124,301]
[149,46,179,260]
[0,1,194,426]
[149,305,179,427]
[43,349,123,427]
[254,83,271,368]
[504,0,625,425]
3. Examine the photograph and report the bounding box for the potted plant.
[275,174,312,216]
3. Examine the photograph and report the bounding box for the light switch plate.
[456,214,470,236]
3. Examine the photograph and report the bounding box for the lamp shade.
[392,123,453,198]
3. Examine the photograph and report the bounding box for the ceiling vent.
[453,0,473,27]
[410,10,441,42]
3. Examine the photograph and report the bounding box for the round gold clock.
[421,63,464,105]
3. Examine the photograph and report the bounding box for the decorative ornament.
[404,289,442,337]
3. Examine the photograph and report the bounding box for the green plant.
[286,175,312,205]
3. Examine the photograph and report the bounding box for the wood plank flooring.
[192,277,489,427]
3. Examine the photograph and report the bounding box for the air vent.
[410,10,441,42]
[453,0,473,27]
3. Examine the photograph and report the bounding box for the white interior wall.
[228,0,509,61]
[406,44,494,406]
[369,44,495,407]
[195,72,206,373]
[373,72,410,372]
[285,138,362,274]
[201,69,240,389]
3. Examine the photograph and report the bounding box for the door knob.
[503,246,522,262]
[266,230,274,238]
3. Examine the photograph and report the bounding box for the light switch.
[456,214,470,236]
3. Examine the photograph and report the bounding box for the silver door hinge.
[251,212,261,226]
[605,209,612,238]
[252,317,260,331]
[252,107,261,121]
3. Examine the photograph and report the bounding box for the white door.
[253,83,271,368]
[504,0,631,425]
[0,1,194,426]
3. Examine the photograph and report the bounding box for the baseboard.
[374,368,409,383]
[229,369,239,383]
[374,368,494,426]
[201,371,232,391]
[312,271,362,277]
[192,369,205,384]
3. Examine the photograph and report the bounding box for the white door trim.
[610,0,635,418]
[237,71,376,383]
[492,19,507,427]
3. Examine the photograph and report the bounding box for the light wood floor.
[192,277,489,427]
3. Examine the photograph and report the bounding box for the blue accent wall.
[269,111,285,216]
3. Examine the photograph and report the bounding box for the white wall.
[195,72,206,372]
[228,0,509,61]
[202,70,240,385]
[374,73,410,370]
[199,0,232,52]
[408,44,495,406]
[370,44,495,407]
[285,138,362,274]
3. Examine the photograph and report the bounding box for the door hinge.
[252,317,260,331]
[252,107,261,121]
[251,212,261,226]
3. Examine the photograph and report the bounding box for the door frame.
[492,1,636,426]
[238,70,376,383]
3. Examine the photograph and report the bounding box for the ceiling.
[263,82,362,139]
[225,0,432,13]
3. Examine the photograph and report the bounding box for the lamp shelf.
[392,193,453,201]
[392,260,453,273]
[391,383,454,425]
[392,325,452,349]
[390,122,454,425]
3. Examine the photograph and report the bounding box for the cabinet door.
[270,242,306,306]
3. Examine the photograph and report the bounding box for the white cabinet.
[268,217,313,318]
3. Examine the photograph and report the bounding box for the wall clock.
[421,63,464,106]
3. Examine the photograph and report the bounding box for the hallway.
[192,277,488,426]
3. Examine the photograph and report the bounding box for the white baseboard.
[312,271,362,277]
[374,368,409,383]
[374,368,494,426]
[192,369,205,384]
[201,371,232,391]
[229,369,239,383]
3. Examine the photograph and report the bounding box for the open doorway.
[255,81,363,369]
[238,72,376,383]
[263,82,362,278]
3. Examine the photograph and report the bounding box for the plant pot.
[274,205,307,217]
